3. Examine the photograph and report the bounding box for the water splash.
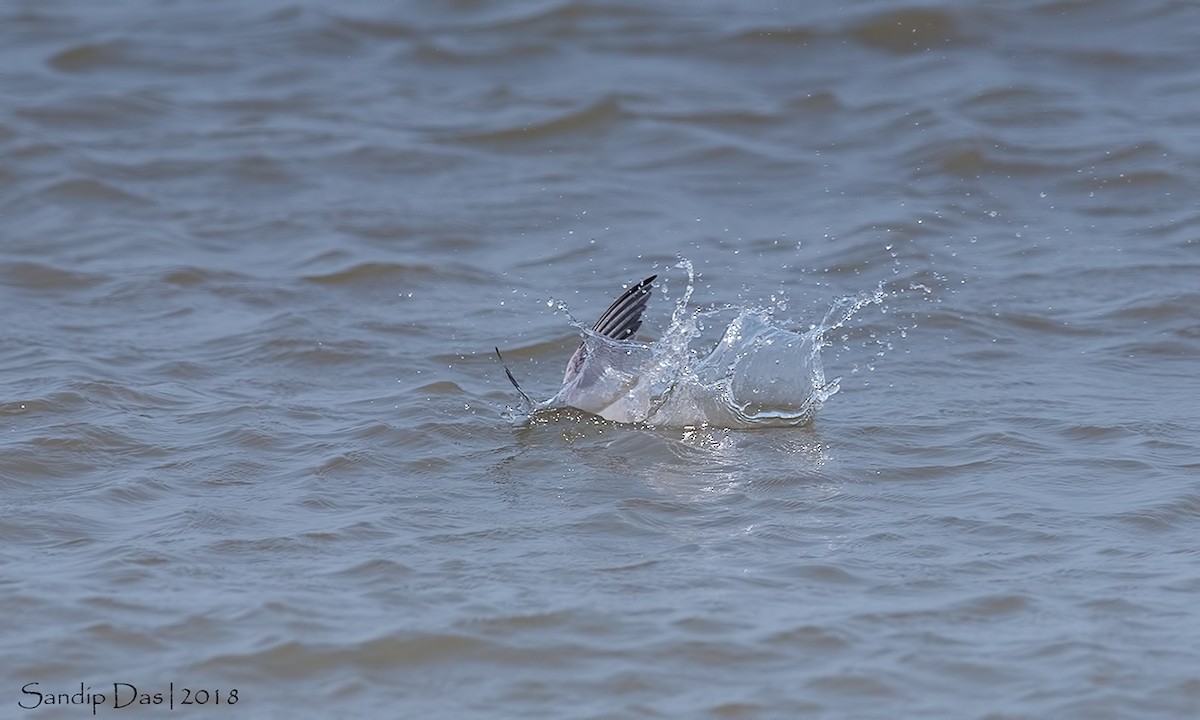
[502,259,887,429]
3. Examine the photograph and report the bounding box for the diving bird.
[495,275,657,421]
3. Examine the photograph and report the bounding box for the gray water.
[3,1,1199,718]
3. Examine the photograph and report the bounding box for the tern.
[495,275,658,422]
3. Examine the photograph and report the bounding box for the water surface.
[2,1,1199,717]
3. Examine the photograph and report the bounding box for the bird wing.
[563,275,657,384]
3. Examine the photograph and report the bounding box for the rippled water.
[3,1,1199,717]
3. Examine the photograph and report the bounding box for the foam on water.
[502,259,888,429]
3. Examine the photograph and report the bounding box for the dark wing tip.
[590,274,657,341]
[494,346,533,408]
